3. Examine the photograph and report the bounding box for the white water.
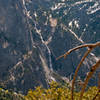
[22,0,53,71]
[39,55,51,82]
[35,28,53,71]
[40,54,56,82]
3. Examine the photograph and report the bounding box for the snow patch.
[35,28,53,70]
[61,0,65,2]
[69,20,79,28]
[74,0,93,6]
[69,21,73,28]
[74,20,79,28]
[51,3,66,11]
[34,11,37,17]
[87,2,100,14]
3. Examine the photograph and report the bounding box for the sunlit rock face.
[0,0,100,93]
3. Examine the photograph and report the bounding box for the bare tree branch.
[80,60,100,100]
[92,90,100,100]
[71,48,93,100]
[56,42,100,60]
[56,41,100,100]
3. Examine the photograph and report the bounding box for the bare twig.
[56,42,100,60]
[56,41,100,100]
[71,48,93,100]
[80,60,100,100]
[92,90,100,100]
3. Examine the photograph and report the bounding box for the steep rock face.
[0,0,48,93]
[0,0,100,93]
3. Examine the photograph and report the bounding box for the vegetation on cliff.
[0,81,100,100]
[0,42,100,100]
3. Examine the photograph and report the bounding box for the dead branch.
[71,48,93,100]
[92,89,100,100]
[56,42,100,60]
[80,60,100,100]
[56,41,100,100]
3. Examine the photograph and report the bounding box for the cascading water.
[21,0,53,72]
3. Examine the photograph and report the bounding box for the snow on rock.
[87,2,100,14]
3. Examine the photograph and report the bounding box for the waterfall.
[35,28,53,70]
[21,0,53,70]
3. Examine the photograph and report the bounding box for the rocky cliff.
[0,0,100,93]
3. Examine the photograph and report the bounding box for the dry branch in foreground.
[57,41,100,100]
